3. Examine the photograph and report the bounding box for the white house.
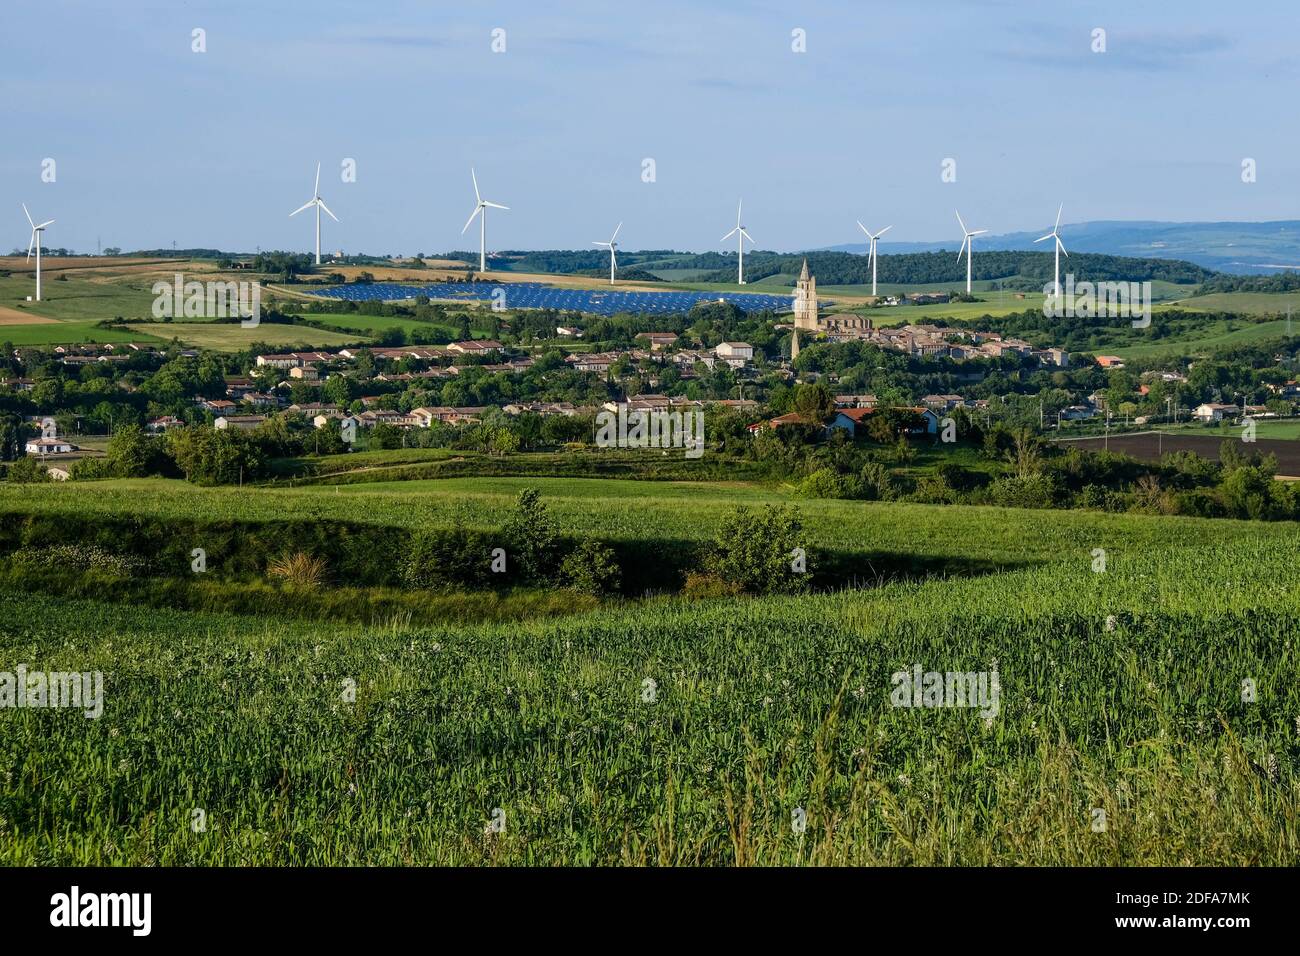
[714,342,754,368]
[1193,403,1239,423]
[25,437,75,455]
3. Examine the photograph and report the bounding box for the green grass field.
[289,311,461,339]
[1106,317,1293,361]
[121,322,366,352]
[1,475,1298,864]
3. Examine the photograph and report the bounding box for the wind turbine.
[954,210,988,294]
[720,200,754,285]
[856,221,892,296]
[1034,203,1068,301]
[22,204,55,302]
[593,222,622,285]
[461,168,509,273]
[288,163,339,266]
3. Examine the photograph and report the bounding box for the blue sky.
[2,0,1297,255]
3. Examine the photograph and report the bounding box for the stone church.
[792,259,871,336]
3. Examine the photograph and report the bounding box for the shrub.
[501,488,558,584]
[6,458,50,483]
[798,467,846,499]
[700,505,809,595]
[858,461,893,501]
[267,552,329,588]
[560,539,621,595]
[405,526,495,591]
[984,474,1058,510]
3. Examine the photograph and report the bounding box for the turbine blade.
[22,203,34,228]
[1034,234,1053,243]
[955,209,967,234]
[721,227,739,242]
[37,219,55,229]
[471,168,481,203]
[970,229,988,236]
[1054,203,1063,230]
[611,221,622,242]
[876,225,893,237]
[956,237,967,263]
[611,248,618,269]
[318,199,339,222]
[26,232,35,260]
[461,205,482,234]
[736,199,743,226]
[289,200,314,217]
[857,220,869,235]
[483,201,508,210]
[1058,237,1068,257]
[593,241,611,247]
[740,228,753,244]
[314,162,321,196]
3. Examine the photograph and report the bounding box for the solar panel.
[302,281,817,317]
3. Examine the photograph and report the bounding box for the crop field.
[1057,432,1300,475]
[1,514,1297,864]
[2,475,1295,565]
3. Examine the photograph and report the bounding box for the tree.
[792,382,835,424]
[105,424,159,477]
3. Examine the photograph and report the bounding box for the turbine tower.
[954,210,988,294]
[289,163,339,265]
[593,222,622,285]
[720,200,754,285]
[1034,204,1068,301]
[22,204,55,302]
[461,168,509,273]
[856,221,892,296]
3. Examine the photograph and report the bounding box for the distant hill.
[817,221,1300,275]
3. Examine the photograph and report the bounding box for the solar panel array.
[303,281,811,316]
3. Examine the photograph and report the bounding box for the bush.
[984,474,1058,510]
[560,539,621,595]
[858,461,893,500]
[700,505,809,595]
[404,526,496,591]
[6,458,50,483]
[798,467,846,499]
[501,488,558,584]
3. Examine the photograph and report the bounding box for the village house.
[147,415,185,433]
[1193,403,1239,423]
[714,342,754,368]
[214,415,266,431]
[25,436,76,455]
[636,332,679,351]
[447,340,503,355]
